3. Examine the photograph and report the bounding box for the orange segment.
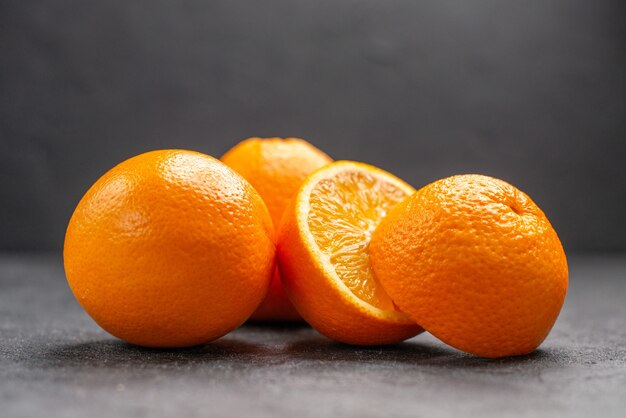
[278,161,423,345]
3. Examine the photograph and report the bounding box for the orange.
[278,161,423,344]
[221,137,332,321]
[64,150,275,348]
[370,174,568,358]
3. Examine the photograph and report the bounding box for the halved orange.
[277,161,423,345]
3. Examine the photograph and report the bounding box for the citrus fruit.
[221,137,332,321]
[370,174,568,358]
[277,161,423,344]
[64,150,275,348]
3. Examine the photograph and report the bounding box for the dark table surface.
[1,254,625,418]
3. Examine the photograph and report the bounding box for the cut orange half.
[277,161,423,345]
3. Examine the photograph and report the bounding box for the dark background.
[1,0,625,253]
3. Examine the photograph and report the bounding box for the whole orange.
[221,137,332,321]
[370,174,568,358]
[64,150,275,347]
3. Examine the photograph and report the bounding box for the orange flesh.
[307,170,408,310]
